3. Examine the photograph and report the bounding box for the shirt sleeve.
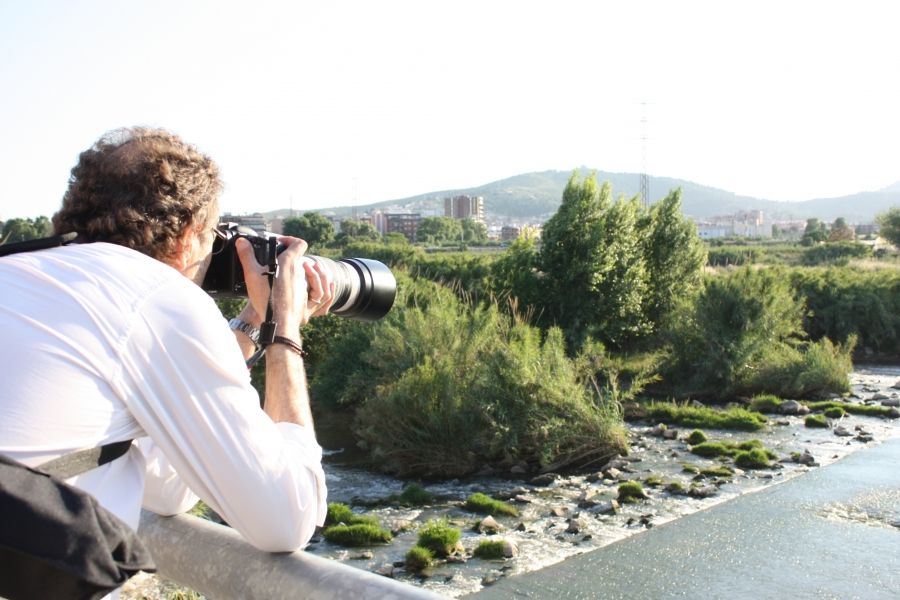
[112,280,327,552]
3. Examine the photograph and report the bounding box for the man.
[0,127,332,558]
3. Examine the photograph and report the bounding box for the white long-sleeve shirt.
[0,242,326,551]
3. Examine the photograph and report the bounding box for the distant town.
[222,194,883,245]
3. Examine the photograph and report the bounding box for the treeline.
[296,174,898,477]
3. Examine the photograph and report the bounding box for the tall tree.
[801,218,828,246]
[417,217,462,245]
[638,188,707,331]
[282,212,334,249]
[335,220,380,246]
[828,217,854,242]
[461,218,488,244]
[876,207,900,248]
[539,172,648,350]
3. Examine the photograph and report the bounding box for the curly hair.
[52,127,223,262]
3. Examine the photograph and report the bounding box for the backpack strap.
[0,232,77,257]
[36,440,133,480]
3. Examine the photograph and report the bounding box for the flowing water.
[309,366,900,598]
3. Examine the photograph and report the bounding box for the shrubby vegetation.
[662,267,854,398]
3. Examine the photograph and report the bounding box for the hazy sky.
[1,0,898,220]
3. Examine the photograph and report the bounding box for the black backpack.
[0,441,156,600]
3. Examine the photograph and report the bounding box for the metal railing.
[138,511,449,600]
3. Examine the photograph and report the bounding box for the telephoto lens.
[201,224,396,321]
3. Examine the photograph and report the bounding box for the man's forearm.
[263,341,314,427]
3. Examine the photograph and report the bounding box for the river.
[310,366,900,598]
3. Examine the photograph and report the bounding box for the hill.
[269,169,900,224]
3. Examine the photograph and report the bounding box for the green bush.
[464,493,519,517]
[805,414,829,428]
[801,242,871,266]
[348,285,627,477]
[405,546,434,571]
[686,429,708,445]
[473,540,509,560]
[417,520,461,557]
[664,267,854,398]
[323,523,392,546]
[734,448,772,469]
[790,267,900,357]
[617,481,648,503]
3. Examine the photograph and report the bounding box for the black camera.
[201,224,396,322]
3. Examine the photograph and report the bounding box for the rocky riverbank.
[311,366,900,598]
[122,366,899,599]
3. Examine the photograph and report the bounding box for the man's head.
[52,127,223,270]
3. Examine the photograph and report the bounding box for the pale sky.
[1,0,898,220]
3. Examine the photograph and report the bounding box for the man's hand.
[235,236,335,333]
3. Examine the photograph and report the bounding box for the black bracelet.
[270,335,307,358]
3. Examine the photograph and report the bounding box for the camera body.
[202,223,396,322]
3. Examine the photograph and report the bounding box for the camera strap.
[245,237,280,371]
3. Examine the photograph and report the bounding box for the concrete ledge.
[139,511,449,600]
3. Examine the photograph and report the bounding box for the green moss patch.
[405,546,434,571]
[464,492,519,517]
[805,400,892,418]
[734,448,772,469]
[417,520,462,557]
[473,540,508,560]
[644,402,768,432]
[749,394,783,413]
[690,438,777,462]
[699,465,734,478]
[805,414,829,428]
[326,502,378,527]
[823,407,846,419]
[686,429,708,445]
[323,523,392,546]
[617,481,648,503]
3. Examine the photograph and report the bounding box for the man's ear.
[170,226,194,272]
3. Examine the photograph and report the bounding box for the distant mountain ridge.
[271,169,900,224]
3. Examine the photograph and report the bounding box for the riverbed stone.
[604,467,623,480]
[566,518,582,533]
[887,407,900,419]
[834,425,854,437]
[892,379,900,389]
[780,400,810,416]
[871,392,890,401]
[689,484,718,498]
[529,473,558,486]
[881,397,900,407]
[476,516,503,534]
[502,539,519,558]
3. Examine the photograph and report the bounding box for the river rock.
[566,518,582,534]
[588,498,620,515]
[550,506,570,518]
[892,379,900,389]
[886,407,900,419]
[689,484,717,498]
[510,462,529,475]
[476,516,503,534]
[794,450,818,466]
[502,539,519,558]
[604,467,623,480]
[529,473,558,486]
[881,397,900,407]
[780,400,810,416]
[494,487,529,501]
[833,425,853,437]
[871,392,890,401]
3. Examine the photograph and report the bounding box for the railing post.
[138,510,449,600]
